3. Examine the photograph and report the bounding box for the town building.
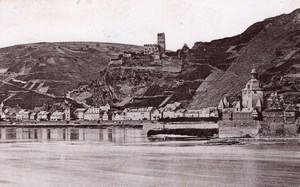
[50,111,64,121]
[99,104,110,111]
[284,104,298,124]
[112,111,126,121]
[83,107,100,121]
[102,111,109,121]
[184,110,201,118]
[125,107,155,120]
[174,109,186,118]
[37,111,50,121]
[16,109,30,121]
[29,112,37,120]
[4,106,21,120]
[74,108,86,120]
[151,109,161,120]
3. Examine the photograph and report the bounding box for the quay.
[0,120,147,129]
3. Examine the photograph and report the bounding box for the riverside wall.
[218,120,259,138]
[218,119,300,138]
[142,122,218,133]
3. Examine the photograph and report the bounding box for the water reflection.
[0,127,146,143]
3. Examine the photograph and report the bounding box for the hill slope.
[189,9,300,109]
[0,42,143,108]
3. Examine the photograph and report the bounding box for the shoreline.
[0,120,146,128]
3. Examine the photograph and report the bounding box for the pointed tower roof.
[234,101,242,110]
[256,98,262,108]
[223,97,230,108]
[218,99,225,110]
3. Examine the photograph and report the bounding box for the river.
[0,127,299,187]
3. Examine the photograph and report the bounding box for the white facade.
[74,108,86,120]
[16,109,30,121]
[84,107,100,121]
[100,104,110,112]
[103,112,109,120]
[151,109,161,120]
[50,111,64,121]
[37,111,50,121]
[125,107,154,120]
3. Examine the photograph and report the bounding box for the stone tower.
[157,33,166,55]
[242,69,264,110]
[64,104,71,121]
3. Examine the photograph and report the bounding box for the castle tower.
[242,69,264,110]
[157,33,166,55]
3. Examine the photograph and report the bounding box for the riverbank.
[206,137,300,146]
[0,120,148,128]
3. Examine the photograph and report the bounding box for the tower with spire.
[241,69,264,111]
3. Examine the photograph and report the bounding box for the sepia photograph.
[0,0,300,186]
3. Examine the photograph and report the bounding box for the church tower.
[64,104,71,121]
[242,69,264,110]
[157,33,166,55]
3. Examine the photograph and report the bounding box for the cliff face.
[188,9,300,109]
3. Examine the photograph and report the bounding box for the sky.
[0,0,300,50]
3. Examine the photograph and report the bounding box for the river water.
[0,127,299,187]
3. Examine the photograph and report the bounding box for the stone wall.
[258,122,299,137]
[218,120,259,138]
[219,119,300,138]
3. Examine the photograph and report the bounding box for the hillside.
[2,9,300,110]
[0,42,143,108]
[189,9,300,109]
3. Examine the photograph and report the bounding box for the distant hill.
[0,42,143,108]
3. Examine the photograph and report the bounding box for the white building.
[84,107,100,121]
[50,111,64,121]
[125,107,155,120]
[99,104,110,111]
[37,111,50,121]
[74,108,86,120]
[151,109,161,120]
[102,111,109,121]
[16,109,31,121]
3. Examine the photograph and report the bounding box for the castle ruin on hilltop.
[144,33,166,60]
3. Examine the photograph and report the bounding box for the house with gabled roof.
[84,107,100,121]
[16,109,31,121]
[125,107,155,120]
[74,108,86,120]
[50,111,64,121]
[37,111,50,121]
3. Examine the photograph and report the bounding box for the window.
[254,91,257,94]
[247,84,250,89]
